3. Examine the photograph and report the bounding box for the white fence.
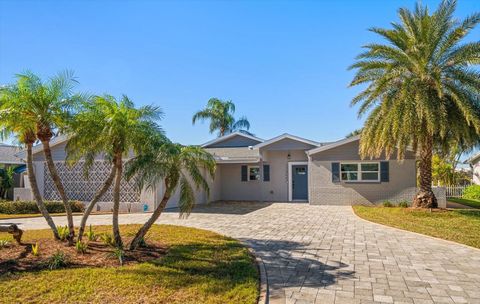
[445,184,470,198]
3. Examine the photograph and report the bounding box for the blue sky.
[1,0,479,149]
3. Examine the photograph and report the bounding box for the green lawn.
[448,197,480,209]
[353,206,480,249]
[0,213,83,219]
[0,225,259,304]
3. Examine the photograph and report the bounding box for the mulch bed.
[0,237,167,274]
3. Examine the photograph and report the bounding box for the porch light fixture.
[287,152,291,160]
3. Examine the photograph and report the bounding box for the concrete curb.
[351,206,480,253]
[246,246,269,304]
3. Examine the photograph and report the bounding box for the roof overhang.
[254,133,320,149]
[306,135,360,156]
[15,134,69,160]
[201,131,264,148]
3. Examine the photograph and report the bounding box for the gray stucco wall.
[308,159,417,205]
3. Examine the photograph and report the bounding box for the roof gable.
[306,135,360,156]
[255,133,320,150]
[201,132,263,148]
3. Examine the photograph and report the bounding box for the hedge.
[0,200,85,214]
[462,185,480,200]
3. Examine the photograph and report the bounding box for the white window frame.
[340,162,380,182]
[247,165,260,181]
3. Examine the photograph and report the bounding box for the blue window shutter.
[380,161,389,182]
[263,165,270,182]
[241,165,248,182]
[332,162,340,182]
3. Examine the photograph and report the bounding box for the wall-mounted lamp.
[287,152,291,160]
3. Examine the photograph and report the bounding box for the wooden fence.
[445,184,470,198]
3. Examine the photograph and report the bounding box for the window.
[248,166,260,181]
[340,162,379,182]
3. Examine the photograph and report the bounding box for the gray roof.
[0,144,24,165]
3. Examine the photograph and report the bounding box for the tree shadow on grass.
[164,201,274,215]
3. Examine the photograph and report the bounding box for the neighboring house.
[0,144,25,199]
[15,131,447,209]
[465,153,480,184]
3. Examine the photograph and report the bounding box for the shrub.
[382,201,394,207]
[31,243,39,256]
[0,200,84,214]
[0,239,10,249]
[75,240,88,254]
[47,250,69,270]
[108,247,125,266]
[86,225,97,241]
[398,201,409,208]
[100,233,115,247]
[57,226,70,241]
[462,185,480,200]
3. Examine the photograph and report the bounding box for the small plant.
[47,250,69,270]
[85,225,97,241]
[100,233,115,247]
[0,239,10,249]
[398,201,409,208]
[138,237,147,248]
[382,201,394,207]
[108,247,125,266]
[75,240,88,254]
[57,225,70,241]
[31,242,39,256]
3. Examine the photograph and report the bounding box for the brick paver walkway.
[2,202,480,304]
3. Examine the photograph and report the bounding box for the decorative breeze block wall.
[43,160,140,202]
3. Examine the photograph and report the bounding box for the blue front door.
[292,165,308,200]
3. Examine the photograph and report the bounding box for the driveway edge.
[246,246,269,304]
[351,206,480,252]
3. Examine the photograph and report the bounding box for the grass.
[0,225,259,304]
[448,197,480,209]
[353,206,480,249]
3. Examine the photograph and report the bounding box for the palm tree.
[11,71,86,243]
[67,95,163,247]
[0,83,59,239]
[192,98,251,137]
[349,0,480,208]
[125,138,215,250]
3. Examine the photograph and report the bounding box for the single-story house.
[465,153,480,184]
[14,132,447,209]
[0,144,25,199]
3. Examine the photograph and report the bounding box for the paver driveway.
[2,202,480,304]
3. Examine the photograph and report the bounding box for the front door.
[292,165,308,200]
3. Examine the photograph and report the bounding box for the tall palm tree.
[0,83,59,239]
[125,139,215,250]
[67,95,163,247]
[192,98,251,137]
[11,71,85,243]
[349,0,480,208]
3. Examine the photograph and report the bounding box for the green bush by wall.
[462,185,480,200]
[0,201,85,214]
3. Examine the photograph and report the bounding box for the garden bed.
[0,225,259,304]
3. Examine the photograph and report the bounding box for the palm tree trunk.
[41,140,75,244]
[413,136,438,208]
[129,184,171,250]
[112,154,123,248]
[26,143,59,239]
[77,160,117,241]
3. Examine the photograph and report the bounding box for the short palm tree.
[8,71,85,243]
[0,83,59,239]
[350,0,480,208]
[67,94,163,247]
[192,98,251,137]
[126,138,215,250]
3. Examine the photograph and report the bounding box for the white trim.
[340,161,380,182]
[201,131,264,148]
[247,165,260,181]
[306,135,360,156]
[255,133,320,149]
[288,161,308,202]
